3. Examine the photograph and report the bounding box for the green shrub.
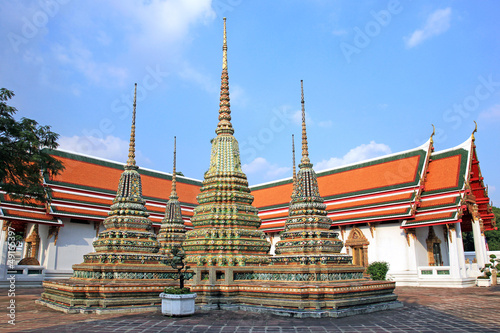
[164,287,192,294]
[366,261,390,281]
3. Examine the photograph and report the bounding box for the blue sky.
[1,0,499,205]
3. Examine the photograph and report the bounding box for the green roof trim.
[330,206,413,225]
[51,197,110,209]
[417,196,462,212]
[46,180,197,208]
[402,211,459,228]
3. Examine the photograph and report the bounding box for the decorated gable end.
[402,135,496,231]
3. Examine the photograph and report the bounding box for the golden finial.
[170,136,177,198]
[222,17,227,70]
[292,134,297,194]
[300,80,311,166]
[472,120,477,140]
[430,124,435,144]
[216,17,234,136]
[126,83,137,167]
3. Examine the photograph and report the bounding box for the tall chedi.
[158,136,186,256]
[272,80,347,265]
[183,18,270,266]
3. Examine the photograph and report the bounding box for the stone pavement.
[1,286,499,332]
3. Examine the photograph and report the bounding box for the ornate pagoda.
[272,81,348,265]
[37,85,178,313]
[157,136,187,256]
[182,18,270,267]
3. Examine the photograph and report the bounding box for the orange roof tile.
[424,155,461,192]
[318,155,420,198]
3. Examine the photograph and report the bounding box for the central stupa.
[182,18,271,266]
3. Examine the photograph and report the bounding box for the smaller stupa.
[38,84,178,313]
[157,136,186,256]
[272,80,348,265]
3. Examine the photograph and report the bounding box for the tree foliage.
[463,207,500,251]
[485,206,500,251]
[0,88,64,204]
[366,261,390,280]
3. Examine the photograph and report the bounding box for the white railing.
[417,266,451,278]
[8,265,45,281]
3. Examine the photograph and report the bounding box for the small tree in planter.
[366,261,390,281]
[490,254,500,284]
[479,254,500,286]
[160,247,196,316]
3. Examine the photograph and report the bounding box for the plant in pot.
[160,247,196,316]
[488,254,500,286]
[477,262,493,287]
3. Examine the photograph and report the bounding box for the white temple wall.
[369,223,409,271]
[414,227,429,266]
[54,220,95,270]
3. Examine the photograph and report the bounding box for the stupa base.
[37,279,176,313]
[189,265,401,317]
[212,300,402,318]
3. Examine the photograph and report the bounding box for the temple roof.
[40,149,199,228]
[0,135,494,233]
[253,139,433,232]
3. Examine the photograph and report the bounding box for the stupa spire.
[272,80,344,265]
[300,80,311,167]
[215,17,234,136]
[126,83,137,168]
[183,18,270,267]
[158,136,186,256]
[170,136,178,199]
[292,134,297,195]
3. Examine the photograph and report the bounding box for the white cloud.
[177,62,218,93]
[242,157,290,180]
[405,8,452,48]
[479,104,500,122]
[489,185,498,207]
[58,135,129,161]
[114,0,215,55]
[291,109,314,126]
[318,120,333,128]
[51,39,129,87]
[315,141,392,171]
[58,135,151,166]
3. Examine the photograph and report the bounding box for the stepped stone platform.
[189,266,401,318]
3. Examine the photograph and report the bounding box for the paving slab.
[1,286,499,332]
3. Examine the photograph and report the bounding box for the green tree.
[0,88,64,204]
[485,206,500,251]
[462,231,475,251]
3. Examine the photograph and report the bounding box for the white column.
[448,224,466,278]
[42,229,57,271]
[471,216,488,268]
[406,230,418,271]
[455,223,467,276]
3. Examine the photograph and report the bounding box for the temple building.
[0,16,496,300]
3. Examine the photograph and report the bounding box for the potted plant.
[160,248,196,316]
[477,262,492,287]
